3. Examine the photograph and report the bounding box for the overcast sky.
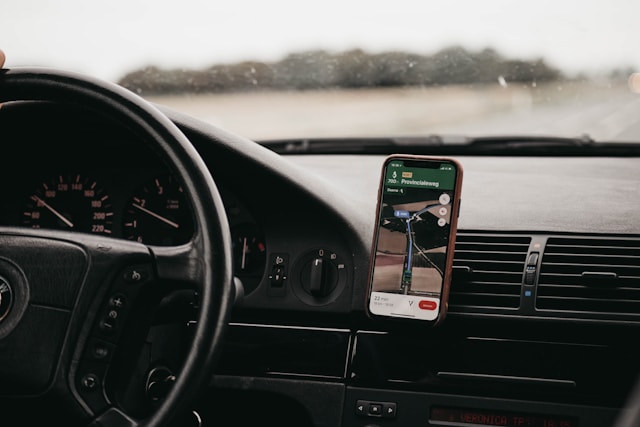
[1,0,638,82]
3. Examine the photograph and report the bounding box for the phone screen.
[368,156,462,323]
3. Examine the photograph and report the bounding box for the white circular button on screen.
[439,193,450,205]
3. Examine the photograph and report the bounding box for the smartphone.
[366,155,463,326]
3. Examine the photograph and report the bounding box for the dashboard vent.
[537,237,640,320]
[449,233,530,311]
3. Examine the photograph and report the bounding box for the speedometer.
[22,174,113,235]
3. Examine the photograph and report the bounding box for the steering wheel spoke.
[90,407,138,427]
[152,243,206,285]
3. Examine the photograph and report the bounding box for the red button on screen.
[418,300,437,310]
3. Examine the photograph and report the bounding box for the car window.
[2,0,640,142]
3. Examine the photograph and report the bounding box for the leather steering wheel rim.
[0,67,234,426]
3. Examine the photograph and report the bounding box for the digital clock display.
[430,406,578,427]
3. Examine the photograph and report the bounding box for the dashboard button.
[369,403,382,416]
[86,338,115,361]
[271,266,285,287]
[123,266,149,283]
[110,293,127,309]
[382,403,397,418]
[80,373,100,391]
[99,318,116,335]
[268,253,289,296]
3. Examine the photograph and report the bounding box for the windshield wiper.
[258,134,640,156]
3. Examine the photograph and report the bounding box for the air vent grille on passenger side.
[537,237,640,320]
[449,233,530,311]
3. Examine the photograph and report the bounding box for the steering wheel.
[0,68,234,426]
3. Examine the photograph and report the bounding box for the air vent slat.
[544,265,640,275]
[454,283,521,294]
[448,294,521,308]
[544,253,640,261]
[545,257,640,270]
[454,268,522,282]
[539,273,639,283]
[450,232,529,311]
[455,244,529,253]
[538,285,640,300]
[537,236,640,320]
[537,295,640,304]
[460,281,523,287]
[535,296,640,315]
[545,244,640,255]
[454,258,526,265]
[455,251,527,261]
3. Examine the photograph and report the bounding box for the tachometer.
[23,174,113,235]
[122,174,194,245]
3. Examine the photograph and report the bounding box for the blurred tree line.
[118,46,562,95]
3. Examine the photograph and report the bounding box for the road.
[147,78,640,142]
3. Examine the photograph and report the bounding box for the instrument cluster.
[21,171,193,245]
[0,101,267,287]
[6,167,267,286]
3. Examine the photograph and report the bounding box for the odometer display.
[23,174,113,235]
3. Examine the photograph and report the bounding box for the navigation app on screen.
[369,159,457,321]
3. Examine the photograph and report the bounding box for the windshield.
[3,0,640,142]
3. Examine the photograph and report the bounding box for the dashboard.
[2,99,640,427]
[0,101,361,312]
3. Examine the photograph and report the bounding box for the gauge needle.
[241,237,248,270]
[32,195,75,228]
[132,203,180,229]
